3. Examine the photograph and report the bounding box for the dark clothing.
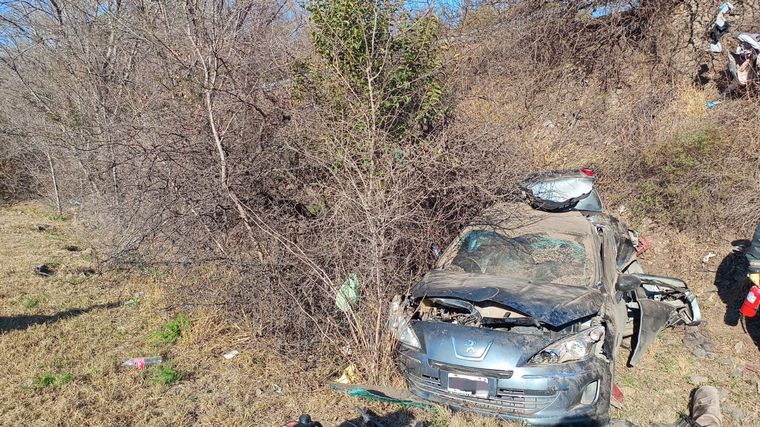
[746,224,760,264]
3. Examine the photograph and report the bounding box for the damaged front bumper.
[398,345,611,426]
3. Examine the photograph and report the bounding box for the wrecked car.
[389,170,701,425]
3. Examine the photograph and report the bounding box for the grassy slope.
[0,203,514,426]
[1,202,757,426]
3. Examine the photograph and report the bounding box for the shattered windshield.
[444,230,593,286]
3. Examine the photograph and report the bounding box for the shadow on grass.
[338,408,418,427]
[0,301,121,333]
[714,245,760,351]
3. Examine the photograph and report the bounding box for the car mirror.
[431,243,442,260]
[616,274,641,293]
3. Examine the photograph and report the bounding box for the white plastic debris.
[223,350,240,360]
[702,252,717,264]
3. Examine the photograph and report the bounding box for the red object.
[740,285,760,318]
[580,168,594,176]
[635,237,651,256]
[611,383,624,407]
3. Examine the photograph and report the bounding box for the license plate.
[447,373,490,398]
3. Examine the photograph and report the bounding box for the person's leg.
[691,386,722,427]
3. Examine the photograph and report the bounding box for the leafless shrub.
[2,0,760,382]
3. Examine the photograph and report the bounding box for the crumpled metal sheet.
[411,270,604,327]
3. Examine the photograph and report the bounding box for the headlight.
[529,325,605,365]
[388,295,421,349]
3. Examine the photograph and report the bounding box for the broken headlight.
[529,325,604,365]
[388,295,421,350]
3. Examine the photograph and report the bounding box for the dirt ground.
[0,202,758,426]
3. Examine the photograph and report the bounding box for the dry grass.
[2,202,758,426]
[609,215,760,426]
[0,202,523,426]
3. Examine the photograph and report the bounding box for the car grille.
[405,370,557,416]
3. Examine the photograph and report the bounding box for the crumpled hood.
[411,270,604,327]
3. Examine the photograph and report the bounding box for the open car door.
[627,273,701,366]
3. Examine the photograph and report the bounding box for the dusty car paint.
[391,197,700,425]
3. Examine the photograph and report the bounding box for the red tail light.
[580,168,594,176]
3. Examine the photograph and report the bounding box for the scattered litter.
[34,264,54,277]
[121,356,162,370]
[705,101,722,109]
[635,237,651,256]
[36,224,48,232]
[340,345,352,357]
[734,341,744,353]
[703,252,717,264]
[336,273,359,312]
[223,350,240,360]
[329,382,433,410]
[709,3,734,53]
[334,364,359,384]
[271,383,282,394]
[611,383,624,408]
[65,245,80,252]
[543,120,556,129]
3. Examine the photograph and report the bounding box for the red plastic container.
[740,285,760,318]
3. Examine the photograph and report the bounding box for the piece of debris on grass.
[35,224,48,232]
[336,273,359,312]
[702,252,716,264]
[682,325,716,359]
[611,383,624,408]
[33,264,54,277]
[64,245,80,252]
[330,383,433,411]
[223,350,240,360]
[334,364,359,384]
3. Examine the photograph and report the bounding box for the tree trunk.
[46,150,62,216]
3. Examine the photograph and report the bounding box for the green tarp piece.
[329,382,434,411]
[336,273,359,312]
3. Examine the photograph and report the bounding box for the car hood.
[411,270,605,327]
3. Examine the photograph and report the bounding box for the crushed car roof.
[472,202,596,237]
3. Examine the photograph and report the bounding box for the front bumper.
[398,346,611,426]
